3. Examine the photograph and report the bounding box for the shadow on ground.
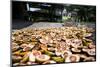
[12,19,63,30]
[12,19,33,30]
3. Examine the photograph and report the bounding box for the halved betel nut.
[71,48,81,53]
[36,54,50,62]
[29,50,42,62]
[39,39,48,44]
[32,50,41,56]
[83,57,95,61]
[12,55,22,63]
[88,44,96,49]
[29,52,36,62]
[61,51,72,58]
[87,48,96,56]
[82,48,96,56]
[65,54,80,62]
[70,39,82,48]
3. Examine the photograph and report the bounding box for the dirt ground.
[12,19,96,31]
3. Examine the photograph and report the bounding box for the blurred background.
[12,1,96,30]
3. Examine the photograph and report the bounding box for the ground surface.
[12,19,95,31]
